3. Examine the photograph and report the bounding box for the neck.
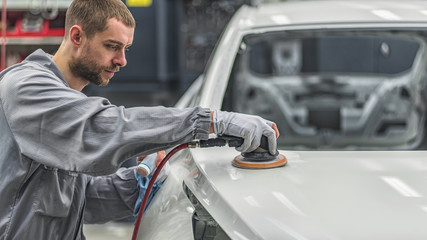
[52,42,88,92]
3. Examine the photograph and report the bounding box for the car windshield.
[222,30,427,150]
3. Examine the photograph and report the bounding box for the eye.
[106,44,119,51]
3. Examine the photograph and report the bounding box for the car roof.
[237,0,427,29]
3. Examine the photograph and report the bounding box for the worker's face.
[70,18,134,86]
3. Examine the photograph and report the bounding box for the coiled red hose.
[131,143,189,240]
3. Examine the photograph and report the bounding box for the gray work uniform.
[0,49,211,239]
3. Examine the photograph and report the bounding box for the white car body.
[138,1,427,239]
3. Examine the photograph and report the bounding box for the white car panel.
[185,148,427,239]
[244,1,427,29]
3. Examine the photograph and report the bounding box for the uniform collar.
[25,49,69,87]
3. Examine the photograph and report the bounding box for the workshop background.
[0,0,246,238]
[0,0,248,107]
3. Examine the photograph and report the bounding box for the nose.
[113,49,127,67]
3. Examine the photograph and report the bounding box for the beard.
[69,54,119,86]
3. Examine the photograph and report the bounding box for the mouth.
[104,70,116,78]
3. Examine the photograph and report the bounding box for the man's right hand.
[211,110,279,155]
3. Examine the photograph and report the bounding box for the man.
[0,0,278,239]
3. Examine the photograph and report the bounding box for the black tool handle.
[198,138,227,148]
[218,135,244,147]
[198,135,270,151]
[198,135,243,148]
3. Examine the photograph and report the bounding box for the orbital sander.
[194,135,287,169]
[231,135,287,169]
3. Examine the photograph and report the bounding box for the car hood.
[184,148,427,240]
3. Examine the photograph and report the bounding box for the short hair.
[65,0,136,39]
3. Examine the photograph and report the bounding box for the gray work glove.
[213,110,277,154]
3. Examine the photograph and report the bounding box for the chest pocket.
[33,166,77,218]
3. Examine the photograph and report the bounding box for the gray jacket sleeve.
[1,65,211,176]
[84,168,139,223]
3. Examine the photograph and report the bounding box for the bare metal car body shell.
[138,1,427,239]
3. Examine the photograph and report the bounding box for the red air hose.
[131,143,189,240]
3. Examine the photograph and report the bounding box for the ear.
[69,25,84,47]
